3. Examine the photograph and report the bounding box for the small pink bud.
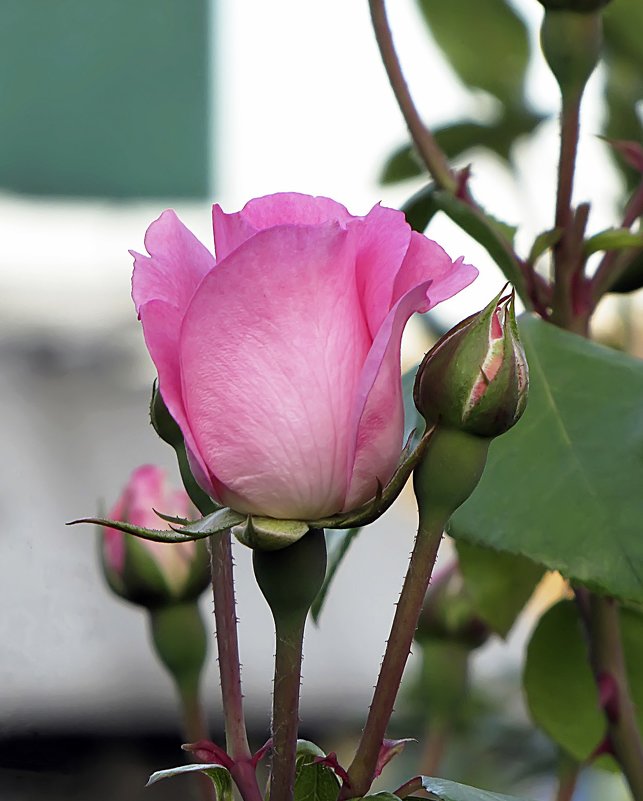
[414,290,528,438]
[101,465,210,607]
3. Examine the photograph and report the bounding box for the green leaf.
[450,315,643,602]
[455,541,544,637]
[524,600,643,764]
[381,143,425,184]
[428,190,523,295]
[401,184,439,234]
[311,527,360,622]
[147,762,232,799]
[584,228,643,256]
[412,775,536,801]
[526,228,562,266]
[523,601,603,761]
[416,0,530,107]
[608,250,643,294]
[360,795,401,800]
[293,740,340,801]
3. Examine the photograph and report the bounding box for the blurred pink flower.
[132,193,477,519]
[103,465,198,597]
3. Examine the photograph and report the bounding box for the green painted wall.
[0,0,211,198]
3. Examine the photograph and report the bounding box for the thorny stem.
[339,520,443,798]
[586,596,643,800]
[210,534,263,801]
[180,688,216,801]
[269,616,307,801]
[368,0,535,308]
[550,90,587,332]
[368,0,455,192]
[591,180,643,303]
[553,755,580,801]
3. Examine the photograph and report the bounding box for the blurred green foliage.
[382,0,642,187]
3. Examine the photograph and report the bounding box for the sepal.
[147,762,233,800]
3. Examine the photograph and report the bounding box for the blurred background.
[0,0,640,799]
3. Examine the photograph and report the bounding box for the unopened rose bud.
[101,465,210,608]
[539,7,602,97]
[414,290,528,439]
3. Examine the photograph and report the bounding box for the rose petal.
[352,204,413,338]
[132,209,215,314]
[344,242,478,510]
[212,192,353,261]
[180,223,371,519]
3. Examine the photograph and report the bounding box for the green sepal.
[233,516,310,551]
[308,427,431,530]
[72,505,244,544]
[147,762,232,799]
[150,383,219,516]
[584,227,643,256]
[400,776,536,801]
[153,509,193,527]
[70,515,213,543]
[175,507,246,536]
[253,529,327,622]
[526,228,563,266]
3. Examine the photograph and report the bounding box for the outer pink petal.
[343,284,428,511]
[179,223,371,519]
[133,211,217,493]
[344,242,478,511]
[132,209,215,314]
[212,192,353,261]
[392,232,478,309]
[351,204,412,338]
[139,300,216,497]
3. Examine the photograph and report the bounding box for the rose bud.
[101,465,210,608]
[414,290,528,439]
[131,193,477,521]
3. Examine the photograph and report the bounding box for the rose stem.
[269,614,307,801]
[591,179,643,303]
[548,91,643,793]
[587,595,643,799]
[553,755,580,801]
[252,529,327,801]
[210,534,263,801]
[550,88,586,333]
[179,686,216,801]
[339,518,443,798]
[367,0,454,192]
[367,0,533,307]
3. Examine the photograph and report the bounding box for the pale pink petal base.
[180,223,371,519]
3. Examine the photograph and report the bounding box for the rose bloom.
[102,465,199,597]
[132,193,477,520]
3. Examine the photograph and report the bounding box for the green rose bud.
[540,8,603,97]
[414,290,528,439]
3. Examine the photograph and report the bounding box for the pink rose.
[102,465,202,598]
[132,193,477,520]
